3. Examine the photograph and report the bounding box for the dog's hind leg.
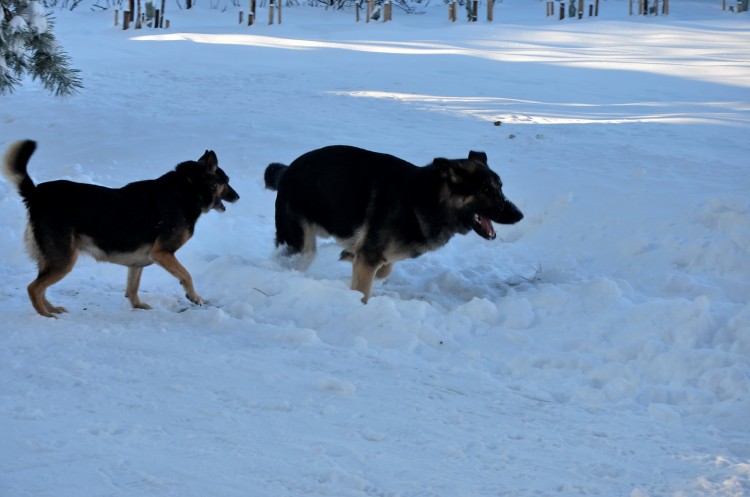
[125,266,152,310]
[27,251,78,317]
[274,197,318,255]
[150,245,202,306]
[276,215,319,270]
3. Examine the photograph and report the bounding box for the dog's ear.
[468,151,488,164]
[198,150,219,172]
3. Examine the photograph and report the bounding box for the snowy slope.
[1,1,749,496]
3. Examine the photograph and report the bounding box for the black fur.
[264,145,523,303]
[264,162,287,191]
[2,139,239,317]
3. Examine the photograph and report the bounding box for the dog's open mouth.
[213,186,240,212]
[472,213,496,240]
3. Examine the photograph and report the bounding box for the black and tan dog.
[2,140,239,317]
[264,145,523,303]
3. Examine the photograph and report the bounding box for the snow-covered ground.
[1,1,749,495]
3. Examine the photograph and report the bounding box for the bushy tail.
[3,140,37,201]
[264,162,288,191]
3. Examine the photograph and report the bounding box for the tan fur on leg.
[375,262,393,279]
[27,250,78,317]
[352,257,378,304]
[150,245,202,305]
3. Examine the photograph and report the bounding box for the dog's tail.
[3,140,37,201]
[264,162,288,191]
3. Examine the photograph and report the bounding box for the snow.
[24,1,50,34]
[8,1,49,36]
[1,0,749,495]
[8,14,29,36]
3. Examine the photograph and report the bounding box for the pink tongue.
[479,215,496,238]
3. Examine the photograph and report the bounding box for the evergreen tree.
[1,0,82,96]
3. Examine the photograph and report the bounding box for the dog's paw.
[36,304,66,318]
[186,293,203,306]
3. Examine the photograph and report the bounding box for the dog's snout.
[496,198,523,224]
[223,185,240,202]
[506,200,523,223]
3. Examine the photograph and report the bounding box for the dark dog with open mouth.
[264,145,523,302]
[2,140,239,317]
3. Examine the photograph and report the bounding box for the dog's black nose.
[500,201,523,224]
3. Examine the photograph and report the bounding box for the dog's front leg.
[126,266,152,310]
[351,256,380,304]
[375,262,393,279]
[150,249,203,306]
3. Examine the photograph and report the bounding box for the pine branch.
[0,0,83,96]
[0,67,21,94]
[31,45,83,95]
